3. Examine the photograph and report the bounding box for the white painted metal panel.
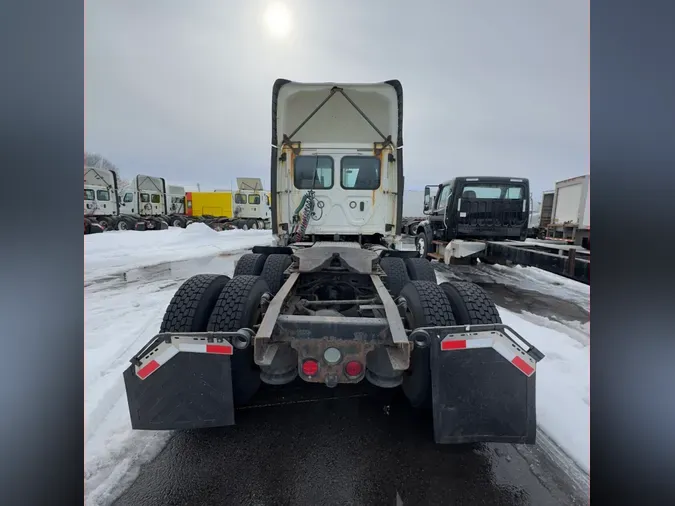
[554,182,583,224]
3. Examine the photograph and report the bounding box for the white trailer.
[547,174,590,248]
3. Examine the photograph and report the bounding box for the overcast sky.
[85,0,589,197]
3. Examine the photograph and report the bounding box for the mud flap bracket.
[413,324,544,445]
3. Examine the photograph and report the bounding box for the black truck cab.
[417,177,530,258]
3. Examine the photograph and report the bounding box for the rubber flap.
[430,345,537,444]
[124,352,235,430]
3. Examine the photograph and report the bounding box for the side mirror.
[423,186,431,213]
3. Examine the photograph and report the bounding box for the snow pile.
[85,223,274,282]
[499,306,590,474]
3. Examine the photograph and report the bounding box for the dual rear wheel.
[159,252,500,411]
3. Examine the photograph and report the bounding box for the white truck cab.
[119,175,168,217]
[271,80,403,247]
[84,167,119,219]
[232,177,271,224]
[167,184,186,214]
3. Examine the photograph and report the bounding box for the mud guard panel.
[430,347,537,444]
[123,352,235,430]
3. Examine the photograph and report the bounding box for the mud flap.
[123,333,242,430]
[427,324,544,445]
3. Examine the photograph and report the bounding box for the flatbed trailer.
[431,238,590,285]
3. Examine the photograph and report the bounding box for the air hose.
[293,190,315,242]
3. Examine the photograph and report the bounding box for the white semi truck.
[84,171,191,232]
[122,79,545,449]
[84,166,120,233]
[85,171,274,233]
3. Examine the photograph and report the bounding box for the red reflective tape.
[512,356,534,376]
[441,340,467,351]
[206,344,233,355]
[138,360,160,379]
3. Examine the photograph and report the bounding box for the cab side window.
[436,185,452,210]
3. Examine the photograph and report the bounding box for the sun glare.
[263,2,292,39]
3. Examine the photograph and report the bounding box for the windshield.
[461,184,524,199]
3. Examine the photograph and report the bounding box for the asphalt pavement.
[112,256,589,506]
[114,380,585,506]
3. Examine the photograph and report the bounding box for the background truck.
[414,177,531,261]
[117,174,180,230]
[84,166,120,233]
[545,174,590,249]
[186,177,273,229]
[123,78,544,447]
[411,176,589,284]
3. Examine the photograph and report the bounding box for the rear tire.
[260,254,292,294]
[207,275,270,405]
[400,281,456,409]
[171,216,186,228]
[160,274,232,333]
[404,257,437,283]
[233,253,267,276]
[116,216,132,231]
[379,256,410,297]
[97,216,113,230]
[438,281,501,325]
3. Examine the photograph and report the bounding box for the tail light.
[345,361,363,378]
[301,359,319,377]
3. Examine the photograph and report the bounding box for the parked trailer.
[411,177,589,285]
[546,174,590,249]
[123,79,544,447]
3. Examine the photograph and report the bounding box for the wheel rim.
[118,220,127,230]
[173,219,182,227]
[416,237,425,256]
[251,222,258,229]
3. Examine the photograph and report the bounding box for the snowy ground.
[85,224,275,505]
[84,226,589,505]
